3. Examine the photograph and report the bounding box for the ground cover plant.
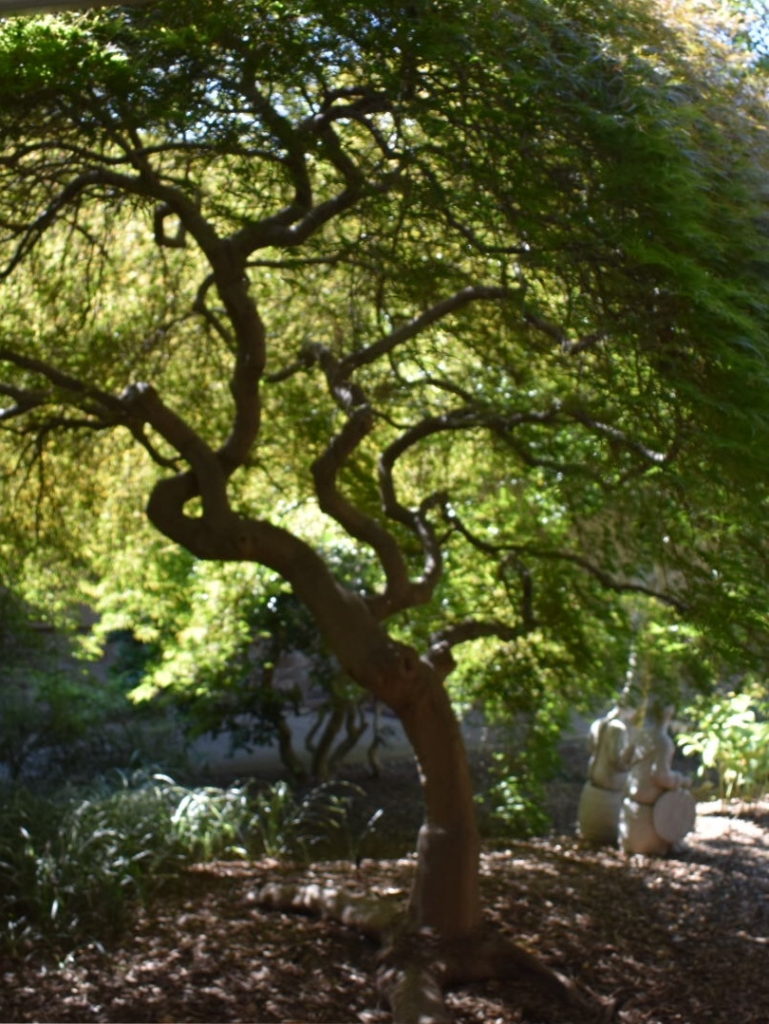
[0,772,370,956]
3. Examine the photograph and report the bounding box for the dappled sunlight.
[1,806,769,1022]
[474,818,769,1024]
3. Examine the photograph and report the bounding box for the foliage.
[84,537,379,779]
[0,772,188,953]
[724,0,769,66]
[1,0,769,943]
[680,689,769,801]
[0,0,766,664]
[2,669,113,780]
[0,586,140,781]
[480,763,552,840]
[475,695,572,838]
[0,770,370,955]
[248,778,384,860]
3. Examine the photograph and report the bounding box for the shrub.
[479,767,551,840]
[0,771,373,955]
[0,772,185,952]
[680,691,769,801]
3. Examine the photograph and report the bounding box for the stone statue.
[577,703,636,845]
[619,703,695,855]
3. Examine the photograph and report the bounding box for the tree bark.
[275,536,482,939]
[396,661,482,938]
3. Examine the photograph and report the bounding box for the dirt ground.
[1,776,768,1024]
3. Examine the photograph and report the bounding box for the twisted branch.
[120,382,230,521]
[307,344,413,612]
[339,285,516,376]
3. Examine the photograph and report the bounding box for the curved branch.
[428,614,536,671]
[427,549,535,668]
[378,402,564,606]
[0,345,126,418]
[233,176,369,254]
[100,162,266,475]
[378,411,480,605]
[246,254,345,270]
[126,426,180,470]
[230,79,313,238]
[0,160,221,284]
[339,285,517,376]
[444,497,690,623]
[264,348,315,384]
[0,383,45,421]
[101,165,265,477]
[430,617,534,652]
[413,159,530,258]
[227,84,390,258]
[192,275,235,349]
[567,406,680,467]
[153,203,187,249]
[524,310,608,356]
[2,148,266,480]
[308,345,412,611]
[121,383,230,520]
[214,282,265,475]
[518,545,689,611]
[301,88,391,136]
[0,170,102,279]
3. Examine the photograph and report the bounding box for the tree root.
[256,882,618,1024]
[258,881,404,938]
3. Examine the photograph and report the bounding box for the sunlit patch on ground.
[1,801,768,1023]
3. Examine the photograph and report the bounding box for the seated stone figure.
[619,703,695,855]
[577,703,636,845]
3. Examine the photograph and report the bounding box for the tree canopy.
[1,0,766,635]
[1,0,768,1015]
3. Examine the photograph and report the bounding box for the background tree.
[0,583,134,780]
[88,538,383,782]
[1,0,768,1017]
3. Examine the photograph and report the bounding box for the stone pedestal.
[577,781,624,845]
[619,798,670,855]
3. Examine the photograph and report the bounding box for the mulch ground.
[1,798,768,1023]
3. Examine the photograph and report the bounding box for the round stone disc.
[653,788,696,843]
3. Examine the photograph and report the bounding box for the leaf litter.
[1,803,767,1023]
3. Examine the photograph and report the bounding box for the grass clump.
[0,770,369,956]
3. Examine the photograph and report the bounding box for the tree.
[91,542,384,782]
[0,584,131,780]
[1,0,768,1017]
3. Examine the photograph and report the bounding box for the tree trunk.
[147,509,613,1017]
[396,661,482,939]
[290,555,482,938]
[143,501,483,939]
